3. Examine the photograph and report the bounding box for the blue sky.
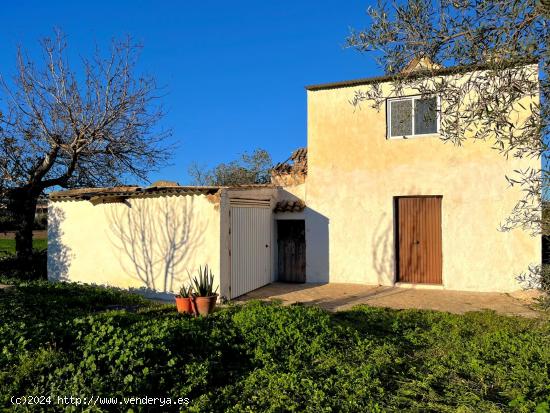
[0,1,380,184]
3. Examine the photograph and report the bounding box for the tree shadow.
[372,212,395,285]
[107,196,207,296]
[304,286,402,311]
[47,206,73,281]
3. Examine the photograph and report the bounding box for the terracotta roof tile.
[49,185,221,201]
[49,183,278,201]
[274,200,306,213]
[273,147,307,175]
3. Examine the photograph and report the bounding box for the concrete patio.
[236,282,544,318]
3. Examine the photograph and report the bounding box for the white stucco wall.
[48,194,221,298]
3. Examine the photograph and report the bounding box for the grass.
[0,279,549,412]
[0,238,47,256]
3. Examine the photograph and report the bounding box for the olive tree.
[346,0,549,302]
[0,31,171,262]
[188,148,273,186]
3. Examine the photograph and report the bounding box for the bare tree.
[346,0,549,302]
[0,30,171,262]
[188,148,273,186]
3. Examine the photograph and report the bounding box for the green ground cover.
[0,238,47,256]
[0,279,549,412]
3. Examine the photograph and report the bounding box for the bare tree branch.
[0,30,173,259]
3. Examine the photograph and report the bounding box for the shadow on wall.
[48,206,73,282]
[306,205,394,285]
[277,188,304,203]
[305,208,330,283]
[108,196,207,298]
[372,212,395,285]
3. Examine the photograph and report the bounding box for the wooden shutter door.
[397,196,442,284]
[230,202,272,299]
[277,220,306,283]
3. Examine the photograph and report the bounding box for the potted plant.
[189,265,218,316]
[175,284,194,314]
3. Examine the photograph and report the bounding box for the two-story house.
[48,60,540,297]
[282,58,540,292]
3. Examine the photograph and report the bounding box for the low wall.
[48,194,221,299]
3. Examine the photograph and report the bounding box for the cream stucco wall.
[48,194,221,298]
[305,69,541,292]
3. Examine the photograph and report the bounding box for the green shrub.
[0,214,17,232]
[0,249,47,279]
[0,212,47,231]
[517,264,550,310]
[0,282,549,412]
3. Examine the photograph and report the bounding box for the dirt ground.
[237,282,544,318]
[0,230,47,239]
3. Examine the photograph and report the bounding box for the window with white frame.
[387,96,439,138]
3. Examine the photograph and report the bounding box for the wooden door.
[397,196,442,284]
[277,220,306,283]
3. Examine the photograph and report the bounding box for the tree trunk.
[6,187,39,263]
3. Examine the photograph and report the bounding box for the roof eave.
[49,186,223,201]
[305,58,539,91]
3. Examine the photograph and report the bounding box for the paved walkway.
[236,282,544,318]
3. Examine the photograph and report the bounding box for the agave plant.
[178,283,193,298]
[189,265,218,297]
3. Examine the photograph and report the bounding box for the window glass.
[414,97,438,135]
[390,99,412,137]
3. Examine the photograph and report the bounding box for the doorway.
[396,196,442,284]
[230,201,271,298]
[277,220,306,283]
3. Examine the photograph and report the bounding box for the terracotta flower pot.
[193,294,218,316]
[175,296,194,314]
